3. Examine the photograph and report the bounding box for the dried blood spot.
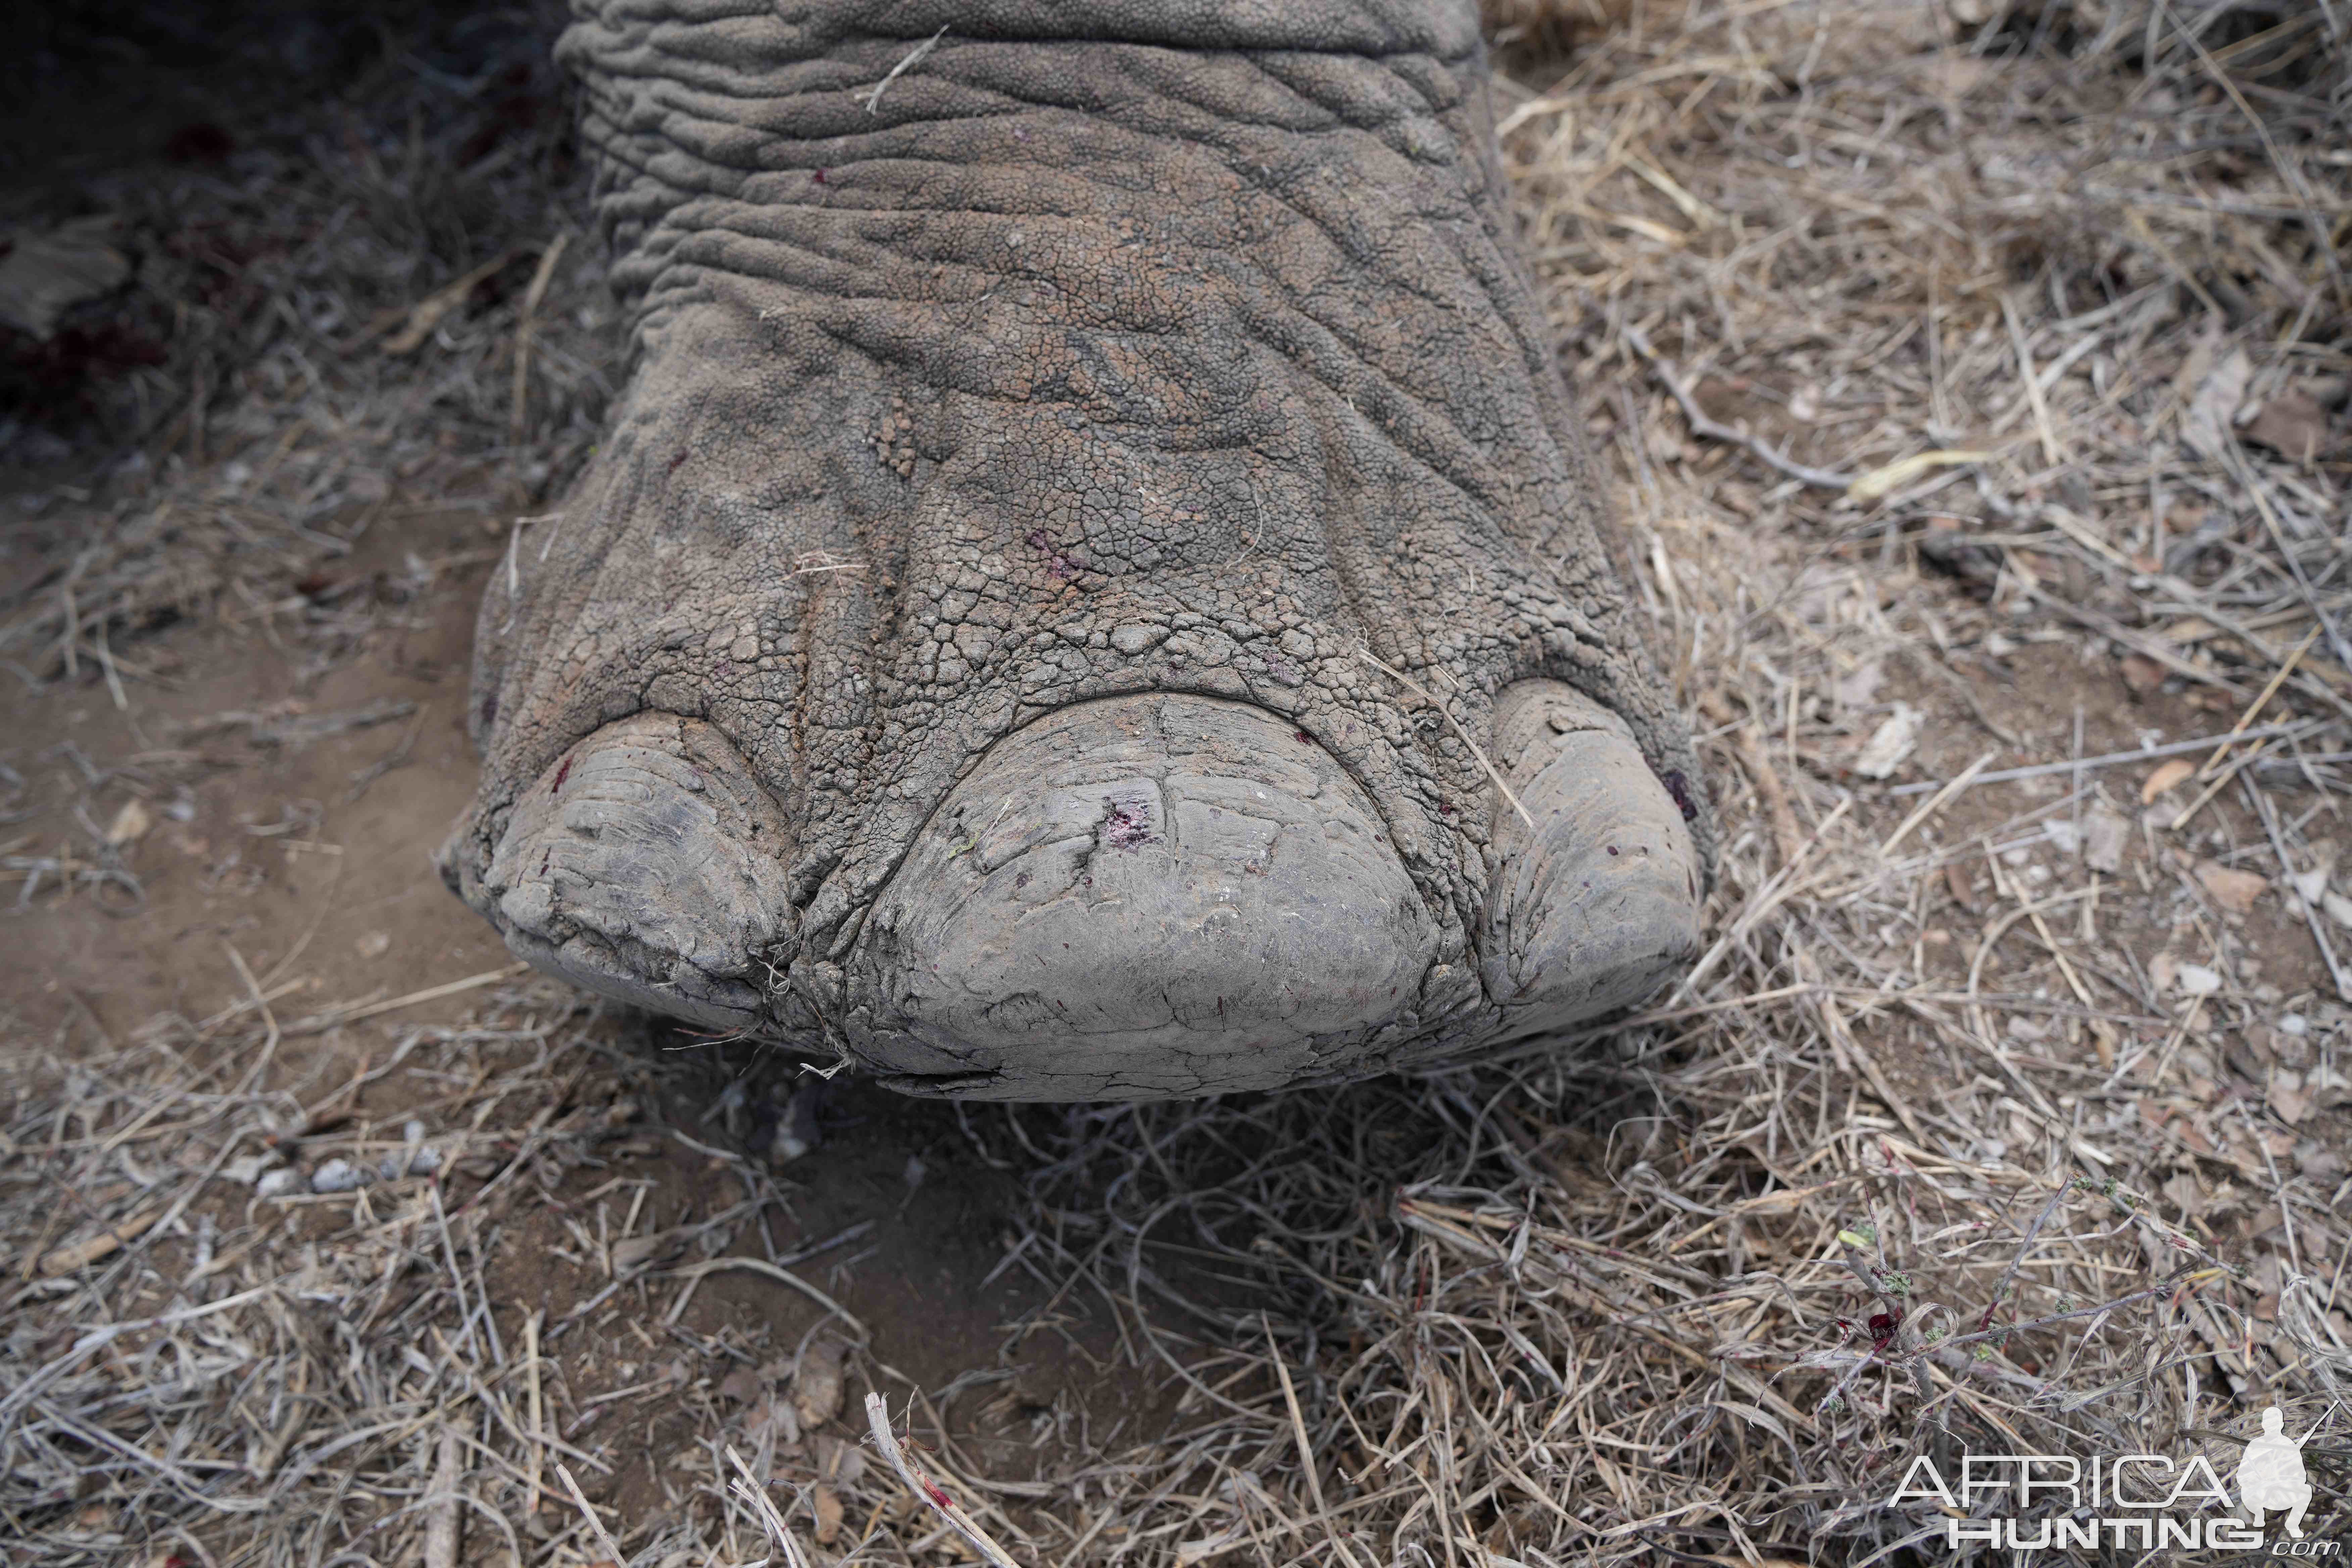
[811,168,829,184]
[1660,769,1699,822]
[1101,798,1155,850]
[1022,528,1079,579]
[666,448,689,476]
[552,756,573,793]
[1293,730,1312,744]
[1607,845,1619,856]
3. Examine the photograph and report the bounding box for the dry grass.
[7,1,2352,1564]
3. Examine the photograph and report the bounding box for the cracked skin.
[436,0,1715,1100]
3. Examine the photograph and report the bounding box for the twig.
[856,26,948,114]
[2245,772,2352,1003]
[1265,1315,1369,1568]
[2198,626,2319,778]
[1887,723,2310,796]
[659,1255,870,1341]
[1700,691,1804,868]
[1351,646,1534,830]
[726,1444,811,1568]
[524,1310,545,1518]
[1622,320,1856,490]
[509,232,570,455]
[555,1461,624,1565]
[281,963,533,1033]
[1879,752,1995,858]
[424,1425,463,1568]
[864,1392,1022,1568]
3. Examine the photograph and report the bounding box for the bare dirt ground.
[5,2,2351,1565]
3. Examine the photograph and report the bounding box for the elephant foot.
[448,686,1698,1098]
[443,11,1720,1099]
[443,713,794,1034]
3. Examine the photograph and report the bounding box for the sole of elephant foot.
[849,694,1446,1100]
[1478,681,1704,1037]
[464,713,795,1033]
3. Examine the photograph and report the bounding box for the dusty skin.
[436,0,1712,1095]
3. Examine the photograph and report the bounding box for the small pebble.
[255,1168,300,1199]
[310,1158,365,1193]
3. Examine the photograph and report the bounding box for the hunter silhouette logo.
[1893,1402,2341,1552]
[2238,1405,2324,1539]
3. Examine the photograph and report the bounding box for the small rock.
[2195,860,2268,915]
[355,931,392,959]
[255,1167,300,1199]
[2176,963,2222,998]
[1852,703,1923,780]
[718,1364,765,1404]
[2083,805,2130,874]
[407,1145,444,1176]
[814,1483,844,1545]
[310,1158,365,1193]
[767,1079,825,1166]
[225,1154,277,1185]
[611,1230,682,1277]
[2118,653,2167,698]
[2324,891,2352,930]
[103,799,153,847]
[2288,850,2336,905]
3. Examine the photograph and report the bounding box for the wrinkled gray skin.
[438,0,1715,1100]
